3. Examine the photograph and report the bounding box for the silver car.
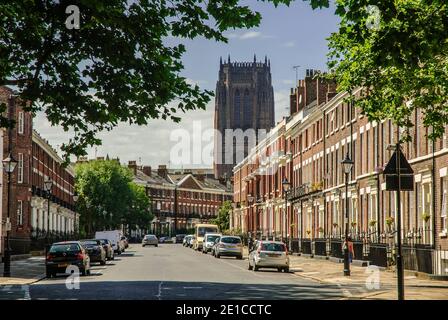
[248,241,289,272]
[142,234,158,247]
[214,236,243,259]
[202,233,222,254]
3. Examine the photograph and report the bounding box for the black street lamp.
[2,153,18,277]
[282,177,291,249]
[43,177,53,246]
[73,193,79,239]
[341,153,354,276]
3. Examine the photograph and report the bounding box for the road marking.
[156,281,163,300]
[217,258,264,278]
[21,285,31,300]
[183,287,203,289]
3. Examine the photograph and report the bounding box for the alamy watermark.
[65,5,80,30]
[366,5,381,31]
[169,121,283,175]
[65,265,80,290]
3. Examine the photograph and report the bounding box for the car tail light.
[77,253,84,260]
[46,254,53,261]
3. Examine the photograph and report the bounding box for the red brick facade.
[232,74,448,274]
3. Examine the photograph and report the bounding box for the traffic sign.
[383,148,414,191]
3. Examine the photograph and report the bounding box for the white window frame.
[441,178,447,234]
[18,153,24,183]
[18,111,24,134]
[17,200,23,226]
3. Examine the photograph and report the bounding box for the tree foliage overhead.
[327,0,448,140]
[75,159,152,236]
[0,0,302,161]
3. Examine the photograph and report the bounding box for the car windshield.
[261,243,286,252]
[49,243,80,253]
[221,237,241,244]
[146,235,156,239]
[98,239,107,245]
[206,235,220,243]
[198,227,218,237]
[82,240,98,246]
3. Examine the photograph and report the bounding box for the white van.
[95,230,125,254]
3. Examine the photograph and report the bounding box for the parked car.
[202,233,221,254]
[176,234,186,244]
[97,239,114,261]
[248,240,290,272]
[121,236,129,249]
[183,235,192,247]
[214,236,243,259]
[211,237,220,256]
[80,239,107,265]
[142,234,158,247]
[95,230,125,255]
[45,241,91,278]
[188,236,196,248]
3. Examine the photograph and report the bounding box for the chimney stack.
[128,160,137,175]
[158,165,168,179]
[143,166,152,177]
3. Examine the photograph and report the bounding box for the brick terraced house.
[231,70,448,277]
[131,163,233,236]
[0,86,77,256]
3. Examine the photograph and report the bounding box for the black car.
[80,239,107,265]
[97,239,114,261]
[45,241,91,278]
[175,234,186,244]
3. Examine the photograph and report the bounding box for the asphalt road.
[27,244,347,300]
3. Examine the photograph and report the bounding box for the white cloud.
[240,31,262,40]
[274,90,291,123]
[224,31,275,40]
[283,41,295,48]
[33,101,216,168]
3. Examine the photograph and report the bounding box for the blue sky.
[34,1,339,168]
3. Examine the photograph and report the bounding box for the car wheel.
[237,255,243,260]
[277,268,282,272]
[216,253,220,259]
[155,244,158,247]
[52,272,57,278]
[86,269,91,276]
[81,268,86,276]
[248,263,253,270]
[253,265,259,272]
[100,259,106,266]
[46,271,52,278]
[284,267,290,273]
[142,244,145,247]
[202,249,207,254]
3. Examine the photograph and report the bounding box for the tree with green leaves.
[211,200,232,232]
[327,1,448,141]
[0,0,308,161]
[75,159,152,236]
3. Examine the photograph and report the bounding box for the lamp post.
[247,194,254,234]
[2,153,18,277]
[282,177,291,250]
[43,177,53,246]
[341,153,354,276]
[73,193,79,239]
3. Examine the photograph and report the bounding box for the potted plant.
[422,212,430,223]
[369,220,377,227]
[385,216,394,227]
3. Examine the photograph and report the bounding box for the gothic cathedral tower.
[213,55,275,179]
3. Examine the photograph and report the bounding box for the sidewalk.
[289,255,448,300]
[0,256,46,285]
